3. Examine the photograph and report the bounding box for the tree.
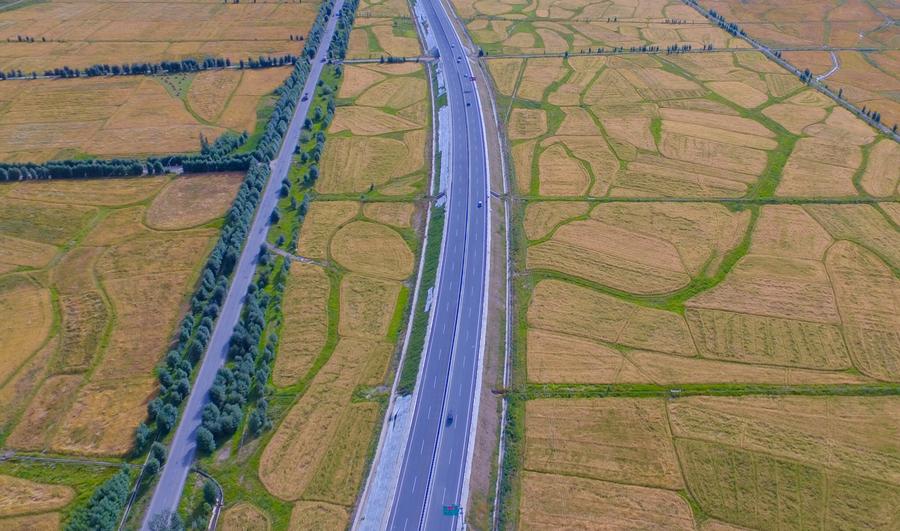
[134,422,151,455]
[156,403,178,434]
[65,467,132,531]
[144,457,161,476]
[150,442,167,464]
[196,426,216,454]
[148,510,184,531]
[203,479,219,506]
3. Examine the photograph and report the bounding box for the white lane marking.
[448,446,453,465]
[420,438,425,454]
[403,518,409,531]
[427,405,432,419]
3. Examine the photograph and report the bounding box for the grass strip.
[397,204,445,395]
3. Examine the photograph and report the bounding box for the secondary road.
[385,0,491,528]
[140,2,345,526]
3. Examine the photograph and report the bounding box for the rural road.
[816,51,840,81]
[385,0,491,528]
[140,1,345,526]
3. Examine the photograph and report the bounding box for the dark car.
[446,411,454,426]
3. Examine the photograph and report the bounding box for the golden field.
[0,174,241,455]
[0,0,321,73]
[525,203,900,382]
[456,0,741,55]
[0,67,290,161]
[499,51,895,200]
[346,0,420,59]
[520,396,900,530]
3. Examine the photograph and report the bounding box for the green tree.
[203,480,218,506]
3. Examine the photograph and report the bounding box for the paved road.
[140,2,345,526]
[385,0,490,528]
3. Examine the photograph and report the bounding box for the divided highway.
[385,0,491,528]
[140,2,345,526]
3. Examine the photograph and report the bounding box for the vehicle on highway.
[477,200,483,208]
[301,93,309,101]
[446,411,454,426]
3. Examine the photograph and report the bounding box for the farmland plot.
[520,396,900,530]
[0,67,290,161]
[0,174,241,456]
[0,0,322,73]
[494,1,900,528]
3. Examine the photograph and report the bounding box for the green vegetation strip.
[397,204,445,395]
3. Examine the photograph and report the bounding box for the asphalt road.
[385,0,490,528]
[140,2,345,526]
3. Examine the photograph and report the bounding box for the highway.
[385,0,491,527]
[140,1,345,526]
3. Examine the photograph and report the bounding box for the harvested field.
[302,402,381,505]
[487,58,523,96]
[289,502,349,530]
[330,221,414,281]
[504,3,899,529]
[527,279,696,356]
[860,139,900,197]
[526,398,683,488]
[318,134,424,193]
[536,143,590,196]
[346,17,421,60]
[0,277,53,385]
[338,66,386,99]
[5,176,166,206]
[528,202,748,294]
[0,1,321,72]
[508,108,547,140]
[220,503,271,531]
[355,74,426,110]
[363,202,415,228]
[0,475,74,517]
[806,204,900,269]
[522,201,589,240]
[5,374,83,450]
[0,513,61,530]
[881,202,900,225]
[671,395,900,529]
[145,173,244,230]
[502,52,853,199]
[187,70,243,123]
[0,175,237,455]
[0,68,288,160]
[259,337,387,500]
[827,241,900,381]
[296,201,358,261]
[339,273,402,339]
[762,102,828,134]
[330,106,421,136]
[316,64,429,195]
[519,471,695,530]
[274,263,330,388]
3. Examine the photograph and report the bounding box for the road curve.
[140,3,345,526]
[385,0,491,527]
